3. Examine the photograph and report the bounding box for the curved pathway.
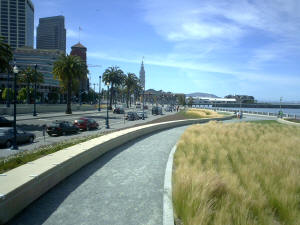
[8,126,189,225]
[7,115,275,225]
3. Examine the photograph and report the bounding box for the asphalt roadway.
[0,109,176,158]
[6,115,275,225]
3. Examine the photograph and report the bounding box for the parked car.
[0,116,13,127]
[113,107,125,114]
[125,112,140,121]
[47,121,79,136]
[137,111,148,119]
[0,128,35,148]
[165,106,173,112]
[152,106,163,115]
[74,118,99,131]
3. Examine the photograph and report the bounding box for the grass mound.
[181,109,223,119]
[173,121,300,225]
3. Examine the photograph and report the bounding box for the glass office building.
[37,16,66,52]
[0,0,34,48]
[0,48,64,99]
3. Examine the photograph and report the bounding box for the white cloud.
[140,0,300,66]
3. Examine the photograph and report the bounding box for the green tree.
[0,36,13,73]
[187,97,194,107]
[102,66,124,108]
[133,81,143,104]
[18,67,44,104]
[53,54,88,114]
[2,88,14,101]
[177,94,186,106]
[17,87,33,102]
[124,72,138,107]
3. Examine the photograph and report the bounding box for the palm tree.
[102,66,124,108]
[124,73,138,108]
[133,81,143,105]
[53,54,88,114]
[18,67,44,104]
[0,36,13,73]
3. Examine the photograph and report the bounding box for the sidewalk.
[5,110,103,121]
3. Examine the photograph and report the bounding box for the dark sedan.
[0,128,35,148]
[113,107,125,114]
[125,112,140,121]
[152,106,163,115]
[47,121,79,136]
[0,116,13,127]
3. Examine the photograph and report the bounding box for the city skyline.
[31,0,300,101]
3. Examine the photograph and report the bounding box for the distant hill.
[186,92,219,98]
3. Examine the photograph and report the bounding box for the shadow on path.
[7,132,158,225]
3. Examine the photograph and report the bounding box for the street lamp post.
[106,82,110,129]
[33,64,37,116]
[142,88,145,120]
[11,65,19,150]
[6,63,11,108]
[98,76,101,111]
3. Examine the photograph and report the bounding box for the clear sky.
[33,0,300,102]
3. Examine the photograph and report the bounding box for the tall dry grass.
[185,109,223,118]
[173,121,300,225]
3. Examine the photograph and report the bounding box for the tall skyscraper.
[36,16,66,52]
[0,0,34,49]
[139,59,145,89]
[70,42,88,91]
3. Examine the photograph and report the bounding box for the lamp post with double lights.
[98,75,101,111]
[11,65,19,150]
[106,82,110,129]
[33,64,37,116]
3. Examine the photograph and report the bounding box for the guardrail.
[201,107,299,119]
[0,115,234,224]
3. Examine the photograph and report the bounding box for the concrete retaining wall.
[0,104,96,115]
[0,115,234,224]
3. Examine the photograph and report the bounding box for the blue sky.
[33,0,300,102]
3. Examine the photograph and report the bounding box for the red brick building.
[70,42,88,91]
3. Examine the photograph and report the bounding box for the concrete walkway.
[8,126,188,225]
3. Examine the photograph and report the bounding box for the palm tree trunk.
[27,80,30,104]
[126,90,129,108]
[109,84,113,109]
[66,78,72,114]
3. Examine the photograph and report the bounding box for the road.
[0,109,176,158]
[7,125,189,225]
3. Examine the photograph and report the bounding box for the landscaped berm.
[173,121,300,225]
[183,108,224,119]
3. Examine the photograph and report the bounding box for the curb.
[14,110,102,121]
[277,118,300,126]
[163,144,177,225]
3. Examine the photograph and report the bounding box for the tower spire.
[139,57,145,90]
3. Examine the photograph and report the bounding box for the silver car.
[137,111,148,119]
[0,128,35,148]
